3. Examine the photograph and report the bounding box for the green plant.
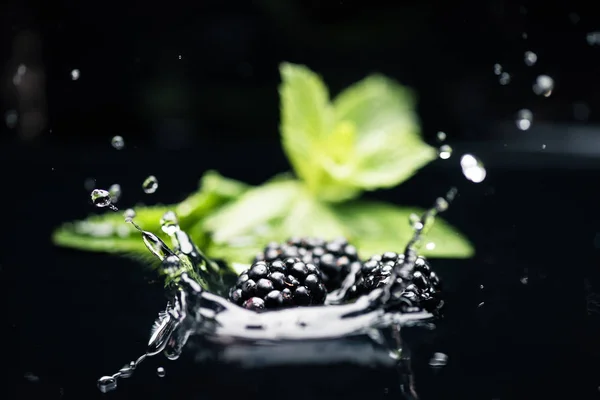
[52,62,473,275]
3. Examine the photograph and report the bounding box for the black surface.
[3,1,600,399]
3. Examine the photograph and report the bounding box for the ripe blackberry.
[253,237,360,291]
[350,252,443,313]
[229,258,328,311]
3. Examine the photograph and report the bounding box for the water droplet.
[160,211,179,235]
[5,110,18,129]
[425,242,436,250]
[124,208,136,222]
[587,32,600,46]
[429,352,448,368]
[460,154,486,183]
[71,69,80,81]
[436,131,446,142]
[409,213,423,230]
[178,55,182,60]
[524,51,537,66]
[24,372,40,383]
[533,75,554,97]
[499,72,511,85]
[522,32,528,39]
[435,197,449,212]
[438,144,452,160]
[493,64,502,75]
[91,189,112,208]
[108,184,121,203]
[111,135,125,150]
[516,109,533,131]
[156,367,166,377]
[541,144,546,150]
[479,284,484,290]
[97,376,117,393]
[143,175,159,194]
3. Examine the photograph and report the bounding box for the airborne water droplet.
[533,75,554,97]
[111,135,125,150]
[91,189,112,208]
[429,352,448,368]
[493,64,502,75]
[460,154,486,183]
[524,51,537,66]
[438,144,452,160]
[97,376,117,393]
[109,184,121,203]
[71,69,80,81]
[436,131,446,142]
[516,109,533,131]
[156,367,166,378]
[499,72,511,85]
[587,32,600,46]
[160,211,179,235]
[143,176,158,194]
[124,208,136,222]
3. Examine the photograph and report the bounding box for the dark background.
[3,0,600,399]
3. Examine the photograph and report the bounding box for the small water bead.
[499,72,511,85]
[143,175,159,194]
[409,213,424,230]
[460,154,486,183]
[91,189,112,208]
[438,144,452,160]
[160,211,179,235]
[533,75,554,97]
[111,135,125,150]
[428,352,448,368]
[587,32,600,46]
[435,197,449,212]
[542,144,546,150]
[516,109,533,131]
[425,242,436,250]
[97,376,117,393]
[71,69,80,81]
[524,51,537,66]
[108,184,121,203]
[493,64,502,75]
[124,208,136,222]
[156,367,166,378]
[436,131,446,142]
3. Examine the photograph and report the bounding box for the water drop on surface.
[109,184,121,203]
[524,51,537,66]
[143,175,159,194]
[436,131,446,142]
[71,69,80,80]
[438,144,452,160]
[91,189,112,208]
[156,367,166,378]
[533,75,554,97]
[97,376,117,393]
[460,154,486,183]
[429,352,448,368]
[111,135,125,150]
[516,109,533,131]
[493,64,502,75]
[499,72,511,85]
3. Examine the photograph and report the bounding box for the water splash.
[97,192,459,396]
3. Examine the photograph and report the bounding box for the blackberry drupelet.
[229,258,328,311]
[349,252,443,313]
[253,237,360,291]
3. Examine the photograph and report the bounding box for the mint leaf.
[335,201,474,259]
[52,170,248,256]
[332,75,437,190]
[203,178,303,244]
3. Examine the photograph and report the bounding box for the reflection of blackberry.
[350,252,443,313]
[253,237,360,291]
[229,258,328,311]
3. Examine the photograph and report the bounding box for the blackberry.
[229,258,328,311]
[349,252,443,313]
[253,237,360,291]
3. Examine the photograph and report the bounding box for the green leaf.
[52,170,248,256]
[203,178,303,244]
[279,63,334,192]
[332,75,437,190]
[334,201,474,259]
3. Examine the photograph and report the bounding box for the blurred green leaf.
[334,201,474,259]
[332,75,437,190]
[52,171,248,257]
